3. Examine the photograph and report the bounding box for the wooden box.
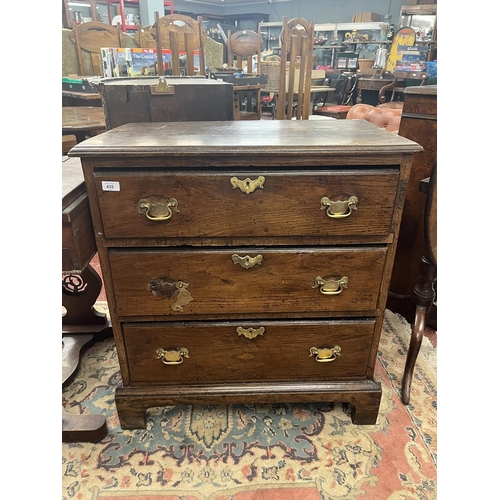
[96,76,234,130]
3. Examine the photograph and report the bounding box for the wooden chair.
[402,162,437,405]
[277,17,315,120]
[70,21,124,76]
[152,13,206,76]
[227,29,263,120]
[312,72,358,119]
[134,24,156,48]
[378,69,428,105]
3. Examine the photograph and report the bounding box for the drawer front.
[94,170,399,239]
[109,247,386,317]
[123,319,375,385]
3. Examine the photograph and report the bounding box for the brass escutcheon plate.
[151,77,175,95]
[230,176,265,194]
[236,326,265,339]
[231,254,263,269]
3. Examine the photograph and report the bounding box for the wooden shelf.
[314,45,347,49]
[62,0,173,31]
[342,41,392,45]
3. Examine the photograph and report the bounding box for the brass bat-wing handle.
[313,276,349,295]
[309,346,342,362]
[320,195,358,218]
[138,196,179,221]
[155,348,189,365]
[148,279,193,312]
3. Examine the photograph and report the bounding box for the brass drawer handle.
[138,196,179,221]
[236,326,265,339]
[155,347,189,365]
[232,254,263,269]
[320,195,358,218]
[230,175,265,194]
[309,346,342,363]
[313,276,348,295]
[148,279,193,312]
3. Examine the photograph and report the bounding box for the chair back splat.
[277,17,315,120]
[227,28,263,119]
[70,21,124,76]
[153,13,206,77]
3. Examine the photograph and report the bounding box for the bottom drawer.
[123,319,375,385]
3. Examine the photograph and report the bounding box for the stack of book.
[100,48,202,78]
[395,45,429,72]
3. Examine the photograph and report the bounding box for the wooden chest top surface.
[69,120,422,158]
[97,76,232,88]
[403,84,437,96]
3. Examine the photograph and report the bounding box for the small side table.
[62,156,111,442]
[62,89,102,107]
[62,106,106,143]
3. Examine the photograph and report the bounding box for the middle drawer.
[109,247,387,317]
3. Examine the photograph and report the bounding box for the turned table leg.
[402,256,436,405]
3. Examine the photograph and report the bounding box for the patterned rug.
[62,309,437,500]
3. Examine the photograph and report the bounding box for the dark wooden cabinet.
[387,85,437,322]
[69,120,421,428]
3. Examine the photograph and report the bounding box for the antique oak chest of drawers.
[70,120,421,428]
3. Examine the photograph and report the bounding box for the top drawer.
[93,169,399,239]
